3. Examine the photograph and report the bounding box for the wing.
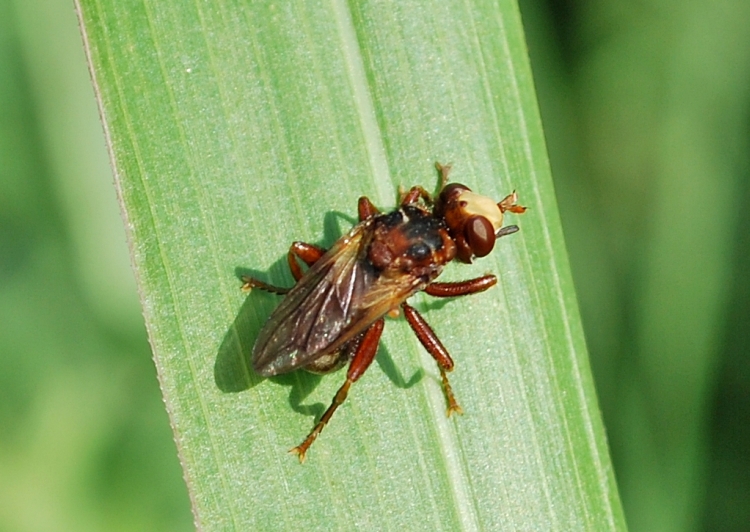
[252,220,422,376]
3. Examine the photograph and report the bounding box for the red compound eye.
[464,215,496,257]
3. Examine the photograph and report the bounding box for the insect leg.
[240,242,326,294]
[287,241,326,281]
[357,196,380,221]
[401,303,463,416]
[434,161,452,189]
[290,318,385,463]
[425,275,497,297]
[240,276,290,295]
[400,185,433,206]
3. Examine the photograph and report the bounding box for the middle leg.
[402,302,463,415]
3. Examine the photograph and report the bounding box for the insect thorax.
[366,205,456,282]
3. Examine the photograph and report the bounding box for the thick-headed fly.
[241,163,526,462]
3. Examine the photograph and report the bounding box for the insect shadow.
[259,342,422,421]
[213,209,423,413]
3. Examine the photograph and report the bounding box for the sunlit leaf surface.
[76,0,625,529]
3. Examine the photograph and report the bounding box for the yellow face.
[456,190,504,231]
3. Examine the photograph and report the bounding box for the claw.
[289,446,308,464]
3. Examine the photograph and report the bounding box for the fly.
[241,163,526,462]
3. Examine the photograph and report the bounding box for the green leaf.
[76,0,626,530]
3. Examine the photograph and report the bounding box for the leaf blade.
[77,0,626,529]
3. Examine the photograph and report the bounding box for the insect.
[241,163,526,462]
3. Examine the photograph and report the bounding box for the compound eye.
[465,215,496,258]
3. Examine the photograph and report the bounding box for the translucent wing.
[252,220,421,376]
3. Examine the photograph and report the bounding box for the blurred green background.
[1,0,747,531]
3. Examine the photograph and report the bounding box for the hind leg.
[240,241,327,293]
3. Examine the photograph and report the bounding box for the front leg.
[435,161,452,189]
[424,275,497,298]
